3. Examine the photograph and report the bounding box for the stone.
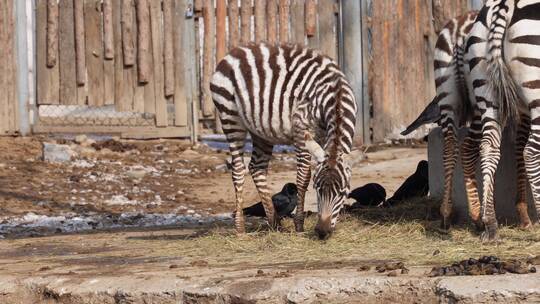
[74,134,88,144]
[43,143,75,163]
[181,149,199,156]
[126,170,147,179]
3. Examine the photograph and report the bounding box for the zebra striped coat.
[464,0,540,241]
[211,43,357,238]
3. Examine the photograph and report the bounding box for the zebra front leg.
[461,115,482,230]
[516,114,533,228]
[224,128,248,234]
[479,121,503,242]
[440,126,459,230]
[524,109,540,227]
[294,148,312,232]
[249,139,278,229]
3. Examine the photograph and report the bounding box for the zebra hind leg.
[479,120,503,242]
[440,126,459,230]
[516,114,533,228]
[293,143,312,233]
[223,127,248,234]
[524,109,540,227]
[461,114,482,231]
[249,138,278,229]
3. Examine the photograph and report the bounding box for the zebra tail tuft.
[401,98,441,136]
[486,4,520,127]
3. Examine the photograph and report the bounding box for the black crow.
[346,183,387,209]
[386,160,429,206]
[242,183,298,218]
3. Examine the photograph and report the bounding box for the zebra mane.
[327,75,345,168]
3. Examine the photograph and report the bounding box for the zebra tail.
[486,5,519,126]
[401,98,441,136]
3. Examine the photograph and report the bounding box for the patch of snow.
[71,159,96,168]
[105,195,139,206]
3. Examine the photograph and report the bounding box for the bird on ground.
[385,160,429,206]
[242,183,298,218]
[346,183,387,210]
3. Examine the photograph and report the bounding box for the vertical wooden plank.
[279,0,289,43]
[163,0,175,97]
[228,0,239,48]
[0,0,8,133]
[267,0,278,43]
[103,0,114,59]
[37,0,60,105]
[290,0,304,44]
[174,0,188,126]
[254,0,265,42]
[84,0,105,106]
[318,0,336,59]
[46,0,58,67]
[131,0,145,113]
[74,0,86,86]
[7,0,17,133]
[216,0,226,60]
[202,0,215,117]
[121,0,135,66]
[114,0,133,111]
[58,0,77,105]
[136,0,151,84]
[240,0,251,44]
[150,0,168,126]
[305,0,316,37]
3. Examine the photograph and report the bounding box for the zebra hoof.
[440,219,451,231]
[294,221,305,233]
[480,225,498,243]
[473,220,484,232]
[519,222,533,230]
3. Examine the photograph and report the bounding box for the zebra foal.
[210,43,357,239]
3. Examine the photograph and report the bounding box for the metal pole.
[15,0,34,135]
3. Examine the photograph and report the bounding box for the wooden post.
[267,0,278,43]
[114,0,134,111]
[46,0,58,67]
[58,0,77,105]
[228,0,239,48]
[240,0,251,44]
[103,0,114,60]
[202,0,215,117]
[121,0,135,66]
[84,0,105,106]
[318,0,336,59]
[73,0,86,85]
[290,0,305,44]
[163,0,175,97]
[15,0,31,134]
[150,0,168,127]
[174,0,188,126]
[254,0,265,42]
[305,0,316,37]
[136,0,150,84]
[279,0,289,43]
[216,0,226,61]
[37,0,60,105]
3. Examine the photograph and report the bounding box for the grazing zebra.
[465,0,540,240]
[210,43,357,239]
[402,12,484,229]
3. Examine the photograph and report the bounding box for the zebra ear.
[305,140,325,163]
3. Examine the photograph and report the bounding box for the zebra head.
[306,139,352,240]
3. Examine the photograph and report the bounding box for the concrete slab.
[428,127,539,224]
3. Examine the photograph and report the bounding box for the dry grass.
[143,199,540,268]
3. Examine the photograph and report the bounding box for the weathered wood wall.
[196,0,339,122]
[0,0,18,135]
[369,0,471,142]
[35,0,194,131]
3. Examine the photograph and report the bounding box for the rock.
[182,149,199,156]
[126,170,147,179]
[74,134,88,144]
[215,164,228,172]
[43,142,75,163]
[81,138,97,147]
[0,163,6,169]
[175,169,192,175]
[357,265,371,272]
[387,270,398,277]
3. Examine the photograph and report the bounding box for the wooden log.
[228,0,239,48]
[8,0,17,132]
[0,0,7,132]
[216,0,226,60]
[174,0,188,126]
[58,0,77,105]
[136,0,150,84]
[318,0,336,59]
[202,0,215,117]
[254,0,265,42]
[103,0,114,60]
[121,0,135,66]
[73,0,86,86]
[279,0,289,43]
[84,0,105,106]
[267,0,278,43]
[194,0,203,12]
[150,0,168,126]
[305,0,316,37]
[113,0,134,111]
[240,0,251,44]
[163,0,175,97]
[37,0,60,105]
[290,0,304,44]
[131,0,145,113]
[46,0,58,67]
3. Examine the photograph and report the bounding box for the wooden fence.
[0,0,18,135]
